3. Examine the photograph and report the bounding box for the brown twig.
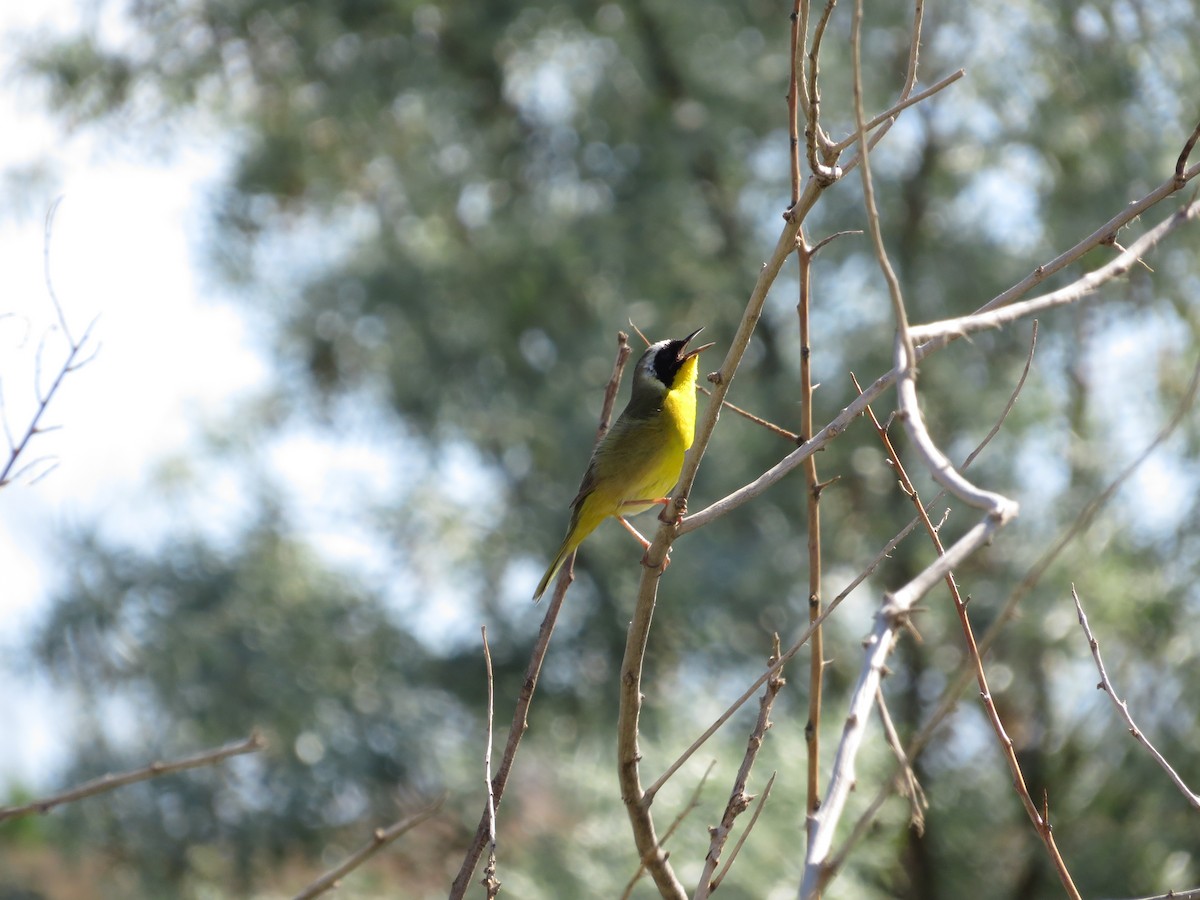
[829,69,964,156]
[1072,586,1200,810]
[697,385,799,442]
[694,636,785,899]
[617,563,688,899]
[450,331,632,897]
[788,0,804,204]
[0,733,265,822]
[1175,116,1200,185]
[291,799,444,900]
[851,0,913,376]
[795,235,826,836]
[874,686,926,833]
[709,771,775,893]
[804,1,841,184]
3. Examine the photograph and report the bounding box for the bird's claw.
[658,496,687,526]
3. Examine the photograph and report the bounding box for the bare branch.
[697,385,800,443]
[1072,586,1200,810]
[1,307,100,490]
[874,687,926,833]
[291,799,444,900]
[622,761,715,900]
[481,627,500,898]
[911,199,1200,345]
[0,733,265,823]
[851,0,914,376]
[854,371,1080,899]
[694,637,785,899]
[800,512,1010,898]
[649,506,925,802]
[972,163,1200,320]
[1175,116,1200,184]
[836,350,1200,881]
[709,772,775,893]
[683,175,1199,534]
[795,234,827,831]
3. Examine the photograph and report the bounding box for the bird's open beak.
[678,327,716,361]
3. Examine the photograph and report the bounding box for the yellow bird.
[533,328,714,601]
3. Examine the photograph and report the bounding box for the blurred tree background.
[3,0,1200,897]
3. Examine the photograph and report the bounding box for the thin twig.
[851,0,914,377]
[910,199,1200,345]
[1072,586,1200,810]
[788,0,804,203]
[694,636,786,900]
[291,800,444,900]
[874,687,926,833]
[710,771,776,893]
[647,502,924,803]
[697,385,799,442]
[795,235,826,836]
[481,627,500,898]
[1175,116,1200,184]
[803,1,841,184]
[43,196,74,342]
[0,733,265,822]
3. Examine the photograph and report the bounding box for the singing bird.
[533,328,714,601]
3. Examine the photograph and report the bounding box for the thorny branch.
[291,800,444,900]
[1072,586,1200,810]
[0,733,264,823]
[694,637,785,900]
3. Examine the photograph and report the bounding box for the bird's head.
[632,327,716,398]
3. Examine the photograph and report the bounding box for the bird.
[533,327,715,601]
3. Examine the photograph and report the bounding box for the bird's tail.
[533,496,609,602]
[532,537,574,602]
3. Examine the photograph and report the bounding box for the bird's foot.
[658,495,687,526]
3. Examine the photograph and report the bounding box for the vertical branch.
[480,627,500,899]
[617,571,688,900]
[788,0,805,204]
[694,637,786,900]
[850,0,913,373]
[804,1,840,183]
[796,237,826,835]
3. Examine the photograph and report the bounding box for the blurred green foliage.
[5,0,1200,897]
